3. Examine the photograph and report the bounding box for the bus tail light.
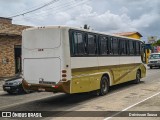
[62,70,67,73]
[61,70,67,81]
[62,78,67,81]
[62,74,67,77]
[53,85,59,88]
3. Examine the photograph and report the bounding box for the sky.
[0,0,160,41]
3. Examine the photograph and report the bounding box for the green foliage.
[152,39,160,46]
[157,39,160,44]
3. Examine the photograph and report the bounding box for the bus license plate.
[38,88,45,91]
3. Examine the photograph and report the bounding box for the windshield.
[149,54,160,59]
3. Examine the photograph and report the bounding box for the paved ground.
[0,67,160,120]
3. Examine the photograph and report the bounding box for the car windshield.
[149,54,160,59]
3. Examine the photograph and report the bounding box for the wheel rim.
[102,79,107,92]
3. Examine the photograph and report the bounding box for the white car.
[147,53,160,69]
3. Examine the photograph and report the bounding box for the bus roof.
[23,25,142,41]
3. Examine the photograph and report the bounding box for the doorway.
[14,45,21,74]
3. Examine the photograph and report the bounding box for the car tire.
[6,91,14,94]
[150,66,153,69]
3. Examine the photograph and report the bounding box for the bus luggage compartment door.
[23,58,61,84]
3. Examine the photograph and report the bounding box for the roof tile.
[114,32,143,37]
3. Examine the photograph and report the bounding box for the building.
[148,36,157,44]
[114,32,143,40]
[0,17,30,77]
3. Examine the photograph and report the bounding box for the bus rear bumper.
[22,79,70,93]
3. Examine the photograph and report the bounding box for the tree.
[157,39,160,45]
[152,39,160,46]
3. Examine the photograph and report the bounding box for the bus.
[22,26,146,96]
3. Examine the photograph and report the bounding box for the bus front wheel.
[99,76,109,96]
[134,70,141,84]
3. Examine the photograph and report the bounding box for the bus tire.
[99,76,109,96]
[134,70,141,84]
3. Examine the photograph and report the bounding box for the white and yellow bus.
[22,26,146,96]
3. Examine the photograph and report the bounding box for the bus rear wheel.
[99,76,109,96]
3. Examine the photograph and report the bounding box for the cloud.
[0,0,160,40]
[132,13,160,28]
[64,5,137,33]
[52,12,71,25]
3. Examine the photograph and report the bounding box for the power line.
[18,0,90,19]
[10,0,60,18]
[19,0,77,17]
[14,0,91,22]
[9,0,51,16]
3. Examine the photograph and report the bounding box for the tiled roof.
[114,32,143,37]
[0,23,30,36]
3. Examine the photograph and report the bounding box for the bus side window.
[99,36,108,55]
[119,39,126,55]
[72,31,86,56]
[87,34,97,55]
[136,41,140,55]
[109,37,113,55]
[125,40,130,55]
[133,41,136,55]
[112,37,119,55]
[129,40,134,55]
